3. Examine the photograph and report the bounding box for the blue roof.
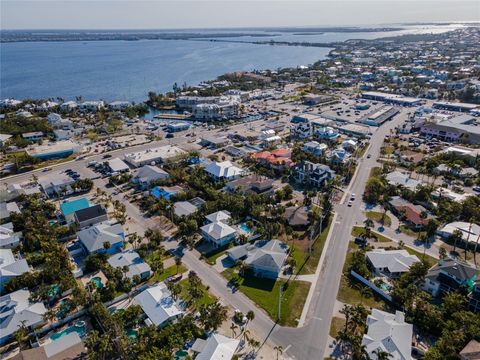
[60,198,91,216]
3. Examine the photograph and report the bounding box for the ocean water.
[1,39,331,102]
[0,25,462,102]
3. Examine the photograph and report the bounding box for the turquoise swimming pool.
[91,277,103,289]
[50,322,86,341]
[239,223,254,233]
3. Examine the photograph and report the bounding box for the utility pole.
[278,283,283,322]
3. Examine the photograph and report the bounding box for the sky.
[1,1,479,30]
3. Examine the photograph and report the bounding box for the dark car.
[103,154,112,159]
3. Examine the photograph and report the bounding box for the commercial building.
[124,145,186,167]
[166,122,191,132]
[361,91,421,106]
[433,101,479,113]
[302,94,336,106]
[420,114,480,144]
[192,98,239,121]
[22,132,44,142]
[362,106,400,126]
[108,158,130,173]
[26,140,81,160]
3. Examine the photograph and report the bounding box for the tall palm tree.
[230,322,239,337]
[274,345,284,360]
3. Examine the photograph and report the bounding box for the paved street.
[2,109,418,358]
[270,110,411,359]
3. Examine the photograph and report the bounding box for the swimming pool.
[91,277,103,289]
[239,223,254,233]
[50,322,86,341]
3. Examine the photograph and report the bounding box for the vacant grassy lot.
[337,242,388,310]
[404,246,437,267]
[351,226,391,243]
[179,278,216,309]
[365,211,392,227]
[293,217,333,275]
[222,269,310,327]
[149,264,187,284]
[329,316,346,338]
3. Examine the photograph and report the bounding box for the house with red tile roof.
[389,196,432,228]
[249,148,295,170]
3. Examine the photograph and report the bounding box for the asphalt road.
[3,109,410,359]
[268,110,410,359]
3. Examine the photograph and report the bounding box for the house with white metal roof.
[0,223,20,249]
[200,221,237,248]
[366,249,419,278]
[77,222,124,255]
[0,249,30,292]
[362,309,413,360]
[0,289,47,345]
[134,283,183,328]
[107,250,151,280]
[204,161,244,181]
[193,333,240,360]
[131,165,170,189]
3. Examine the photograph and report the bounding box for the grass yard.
[351,226,391,243]
[365,211,392,227]
[149,264,187,283]
[399,225,426,239]
[337,242,388,310]
[404,246,437,267]
[179,278,217,309]
[222,269,310,327]
[294,217,333,275]
[205,248,229,266]
[329,316,346,338]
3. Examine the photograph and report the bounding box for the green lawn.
[295,217,333,275]
[399,225,426,239]
[337,242,388,309]
[329,316,346,338]
[365,211,392,227]
[149,264,187,283]
[404,246,437,267]
[222,269,310,327]
[179,278,216,309]
[205,248,229,266]
[351,226,391,243]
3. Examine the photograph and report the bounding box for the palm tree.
[174,256,182,274]
[241,329,251,348]
[230,322,239,337]
[451,229,463,254]
[274,345,284,360]
[373,349,392,360]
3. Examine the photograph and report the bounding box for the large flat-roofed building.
[420,114,480,144]
[361,91,421,106]
[362,106,400,126]
[433,101,479,113]
[176,96,218,110]
[26,140,81,160]
[124,145,186,167]
[192,98,239,121]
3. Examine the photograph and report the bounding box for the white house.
[0,249,29,291]
[134,283,184,328]
[204,161,244,181]
[200,221,237,248]
[227,240,289,278]
[205,210,231,224]
[0,289,47,345]
[366,249,420,278]
[193,333,240,360]
[0,223,20,249]
[107,250,152,280]
[77,223,124,255]
[362,309,413,360]
[0,201,20,220]
[131,165,169,189]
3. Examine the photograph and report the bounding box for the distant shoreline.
[0,26,403,43]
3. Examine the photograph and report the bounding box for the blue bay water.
[1,39,331,102]
[0,25,460,102]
